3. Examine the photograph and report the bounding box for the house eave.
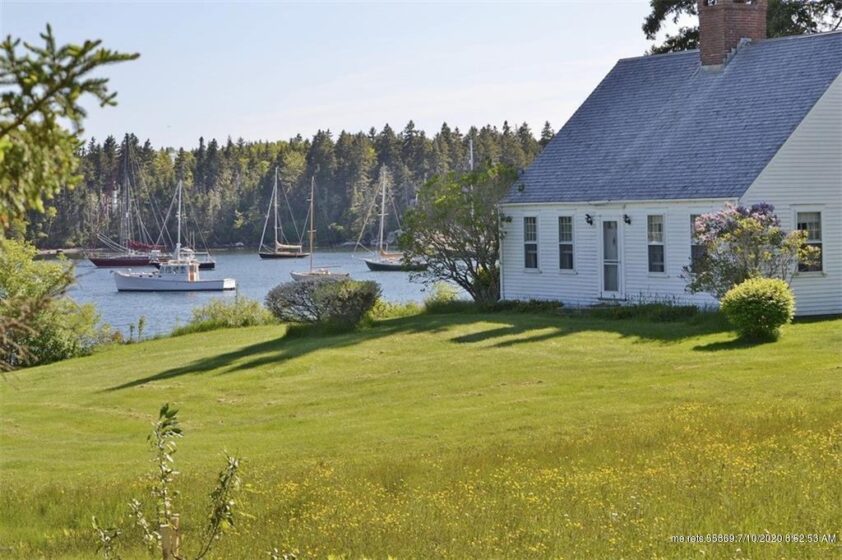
[498,196,737,208]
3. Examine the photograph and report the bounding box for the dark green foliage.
[0,239,109,369]
[27,122,547,250]
[491,299,564,314]
[0,25,137,229]
[171,297,276,336]
[539,121,555,148]
[720,278,795,340]
[644,0,842,54]
[586,302,699,322]
[265,279,381,327]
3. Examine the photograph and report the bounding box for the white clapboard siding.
[742,74,842,316]
[500,202,727,309]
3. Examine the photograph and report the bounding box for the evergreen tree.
[539,121,555,148]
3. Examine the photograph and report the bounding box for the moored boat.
[291,173,348,282]
[290,269,350,282]
[89,136,160,268]
[363,256,427,272]
[114,181,236,292]
[89,253,154,267]
[152,248,215,270]
[357,170,427,272]
[114,262,235,291]
[259,243,309,259]
[259,167,310,260]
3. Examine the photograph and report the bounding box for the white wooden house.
[499,0,841,316]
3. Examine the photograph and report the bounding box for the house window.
[524,217,538,269]
[558,216,573,270]
[690,214,705,272]
[647,215,665,273]
[797,212,822,272]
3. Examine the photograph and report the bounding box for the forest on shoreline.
[27,121,552,250]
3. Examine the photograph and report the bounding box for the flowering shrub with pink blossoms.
[684,203,819,298]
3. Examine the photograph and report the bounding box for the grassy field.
[1,310,840,559]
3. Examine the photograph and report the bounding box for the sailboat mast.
[175,180,182,260]
[378,174,387,254]
[120,177,128,251]
[308,175,315,272]
[273,167,279,248]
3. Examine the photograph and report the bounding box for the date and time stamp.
[670,533,838,545]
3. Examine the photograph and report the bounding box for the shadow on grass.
[105,314,476,391]
[105,308,741,392]
[693,335,777,352]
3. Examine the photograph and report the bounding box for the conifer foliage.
[28,122,550,249]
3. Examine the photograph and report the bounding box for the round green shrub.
[265,279,381,327]
[720,278,795,340]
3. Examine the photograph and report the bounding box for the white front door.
[601,219,623,299]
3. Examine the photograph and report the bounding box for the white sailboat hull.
[290,270,350,282]
[114,271,236,292]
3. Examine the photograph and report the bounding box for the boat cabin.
[160,261,199,281]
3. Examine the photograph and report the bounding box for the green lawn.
[1,311,840,559]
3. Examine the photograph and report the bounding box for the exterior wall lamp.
[623,214,632,225]
[585,214,594,225]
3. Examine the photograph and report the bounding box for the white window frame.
[647,214,666,275]
[558,215,574,272]
[689,214,705,273]
[795,210,823,274]
[524,216,539,270]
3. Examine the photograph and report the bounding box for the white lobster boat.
[114,181,236,292]
[114,260,235,292]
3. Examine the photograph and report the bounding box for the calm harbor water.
[68,250,432,337]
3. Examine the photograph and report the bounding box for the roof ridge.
[625,30,842,64]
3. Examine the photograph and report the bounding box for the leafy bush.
[171,296,275,336]
[265,279,381,327]
[0,239,110,368]
[422,282,464,313]
[367,299,422,321]
[720,278,795,340]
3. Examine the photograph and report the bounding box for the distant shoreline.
[37,244,362,257]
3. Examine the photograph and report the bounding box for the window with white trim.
[690,214,705,272]
[524,217,538,269]
[558,216,573,270]
[797,212,822,272]
[647,215,665,273]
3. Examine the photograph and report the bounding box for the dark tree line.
[28,120,555,249]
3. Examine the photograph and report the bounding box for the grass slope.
[1,312,841,559]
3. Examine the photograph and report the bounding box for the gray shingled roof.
[502,32,842,204]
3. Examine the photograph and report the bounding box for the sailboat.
[89,137,160,267]
[114,181,236,292]
[89,182,156,266]
[259,167,308,259]
[361,173,427,272]
[290,174,349,282]
[151,204,216,270]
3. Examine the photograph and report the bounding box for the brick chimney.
[698,0,767,67]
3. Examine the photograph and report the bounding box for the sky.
[1,1,663,148]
